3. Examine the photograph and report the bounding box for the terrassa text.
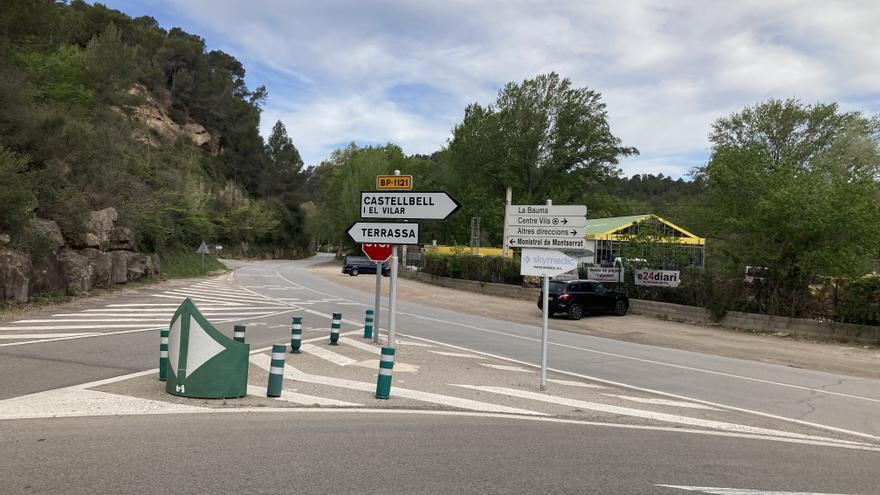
[358,226,417,238]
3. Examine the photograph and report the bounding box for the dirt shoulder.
[307,261,880,380]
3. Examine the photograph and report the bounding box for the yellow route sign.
[376,175,413,190]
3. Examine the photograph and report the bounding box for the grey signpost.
[508,202,586,390]
[197,241,209,272]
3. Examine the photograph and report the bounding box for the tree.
[444,72,637,244]
[696,99,880,315]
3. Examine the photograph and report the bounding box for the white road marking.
[300,343,357,366]
[480,364,534,373]
[13,318,170,323]
[170,289,274,303]
[655,485,853,494]
[0,324,166,330]
[79,306,285,312]
[163,291,268,305]
[397,340,435,348]
[395,334,880,444]
[249,354,545,416]
[0,333,98,339]
[450,385,858,444]
[152,294,236,305]
[46,312,277,318]
[604,394,721,411]
[546,379,605,389]
[245,385,361,406]
[338,337,382,354]
[430,351,484,359]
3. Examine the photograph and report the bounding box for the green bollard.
[363,309,374,339]
[290,316,303,353]
[329,312,341,345]
[375,347,395,399]
[267,344,286,397]
[159,328,169,381]
[233,324,246,343]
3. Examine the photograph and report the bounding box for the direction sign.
[509,204,587,217]
[347,222,420,245]
[361,191,460,220]
[362,243,393,262]
[506,226,586,238]
[376,175,413,190]
[507,215,587,228]
[508,237,589,249]
[520,248,577,277]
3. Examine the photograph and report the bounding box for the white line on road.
[249,354,546,416]
[480,364,534,373]
[0,333,98,339]
[245,385,361,407]
[429,351,484,359]
[300,343,357,366]
[450,385,861,445]
[338,337,382,354]
[655,485,853,494]
[546,379,605,389]
[603,394,721,411]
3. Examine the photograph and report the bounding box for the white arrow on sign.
[510,204,587,217]
[361,191,461,220]
[520,248,578,277]
[506,216,587,228]
[346,222,420,245]
[506,226,586,238]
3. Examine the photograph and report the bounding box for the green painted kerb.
[290,316,303,353]
[159,328,169,381]
[375,346,395,399]
[267,344,286,398]
[330,312,342,345]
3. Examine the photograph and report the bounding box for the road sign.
[520,248,578,277]
[362,243,393,262]
[509,204,587,217]
[376,175,413,190]
[506,226,586,238]
[507,215,587,228]
[197,241,209,254]
[508,237,589,249]
[361,191,460,220]
[347,222,420,245]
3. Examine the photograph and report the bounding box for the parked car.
[537,279,629,320]
[342,256,390,276]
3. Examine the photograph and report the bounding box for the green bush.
[422,252,522,285]
[834,277,880,325]
[0,147,35,233]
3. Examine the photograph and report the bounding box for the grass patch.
[158,249,228,279]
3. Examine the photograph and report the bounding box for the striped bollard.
[159,328,169,381]
[267,344,286,397]
[363,309,374,339]
[375,347,395,399]
[290,316,303,353]
[233,324,246,343]
[329,312,341,345]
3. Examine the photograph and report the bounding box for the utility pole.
[502,187,512,258]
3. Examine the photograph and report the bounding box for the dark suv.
[537,279,629,320]
[342,256,390,277]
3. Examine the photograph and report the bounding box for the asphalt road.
[2,413,877,495]
[1,255,879,494]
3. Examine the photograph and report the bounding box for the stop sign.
[362,243,393,262]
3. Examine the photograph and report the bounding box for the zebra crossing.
[0,276,364,347]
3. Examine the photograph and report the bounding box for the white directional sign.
[361,191,460,220]
[509,205,586,217]
[506,226,586,238]
[520,248,578,277]
[347,222,420,245]
[508,236,589,249]
[507,215,587,228]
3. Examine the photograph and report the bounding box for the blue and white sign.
[520,248,578,277]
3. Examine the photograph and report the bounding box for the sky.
[99,1,880,178]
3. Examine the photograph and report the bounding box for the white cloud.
[115,0,880,176]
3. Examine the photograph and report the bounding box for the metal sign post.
[388,245,399,347]
[541,274,550,390]
[373,264,382,343]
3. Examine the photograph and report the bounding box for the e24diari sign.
[634,269,681,288]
